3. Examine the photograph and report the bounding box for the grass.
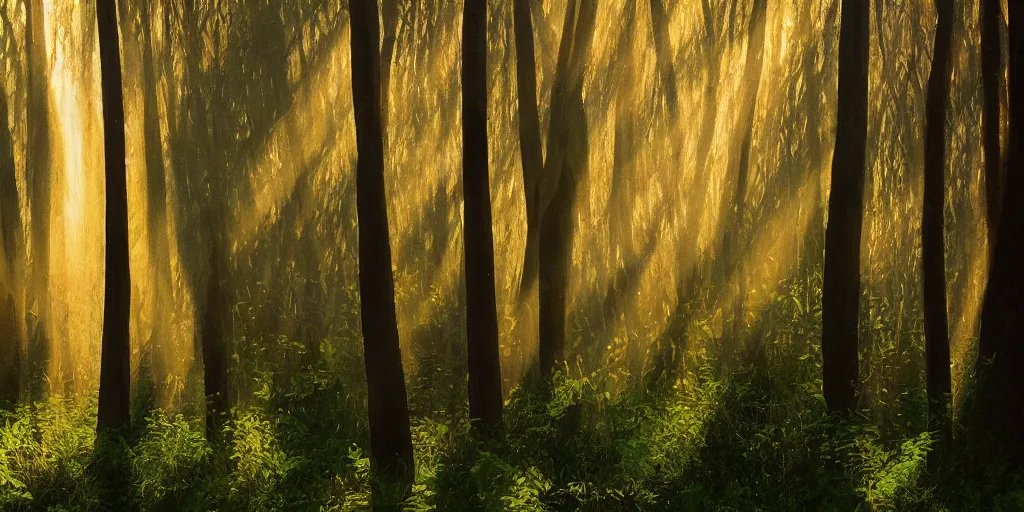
[2,272,1023,511]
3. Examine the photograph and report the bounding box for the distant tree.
[348,0,415,488]
[95,0,132,433]
[978,0,1024,462]
[649,0,677,119]
[821,0,869,413]
[723,0,766,348]
[25,0,52,397]
[980,0,1004,273]
[139,1,173,367]
[0,86,20,406]
[462,0,503,429]
[513,0,543,282]
[922,0,953,432]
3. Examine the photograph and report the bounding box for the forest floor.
[2,276,1023,511]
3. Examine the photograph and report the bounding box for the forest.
[0,0,1022,509]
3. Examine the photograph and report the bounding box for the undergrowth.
[2,276,1023,510]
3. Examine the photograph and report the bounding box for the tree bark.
[140,1,172,374]
[537,0,596,377]
[980,0,1004,283]
[0,86,20,406]
[922,0,953,433]
[348,0,415,487]
[96,0,132,433]
[25,0,52,399]
[978,0,1024,463]
[513,0,544,293]
[462,0,503,431]
[822,0,869,414]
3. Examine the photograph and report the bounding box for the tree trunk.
[462,0,503,431]
[980,0,1004,287]
[348,0,415,488]
[922,0,953,433]
[978,0,1024,463]
[0,86,20,406]
[200,231,229,437]
[96,0,132,433]
[724,0,766,349]
[513,0,544,293]
[140,1,172,377]
[537,0,596,377]
[25,0,52,399]
[649,0,677,119]
[822,0,869,414]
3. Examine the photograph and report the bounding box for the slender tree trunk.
[978,0,1024,463]
[513,0,544,290]
[822,0,869,414]
[140,2,172,377]
[922,0,953,434]
[25,0,52,399]
[96,0,132,433]
[462,0,503,431]
[0,87,19,406]
[980,0,1004,286]
[725,0,766,348]
[649,0,677,120]
[537,0,596,377]
[380,0,399,134]
[348,0,415,488]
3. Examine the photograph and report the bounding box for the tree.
[348,0,415,487]
[518,0,597,377]
[649,0,677,120]
[462,0,503,430]
[722,0,767,348]
[821,0,869,413]
[0,85,20,405]
[922,0,953,432]
[980,0,1004,274]
[978,0,1024,462]
[513,0,543,278]
[96,0,132,433]
[25,0,52,398]
[139,0,173,371]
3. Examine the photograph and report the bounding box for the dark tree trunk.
[980,0,1004,289]
[25,0,52,399]
[922,0,953,432]
[649,0,677,120]
[0,87,20,406]
[978,0,1024,463]
[462,0,503,430]
[348,0,415,487]
[96,0,132,433]
[822,0,869,414]
[513,0,544,293]
[201,232,229,437]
